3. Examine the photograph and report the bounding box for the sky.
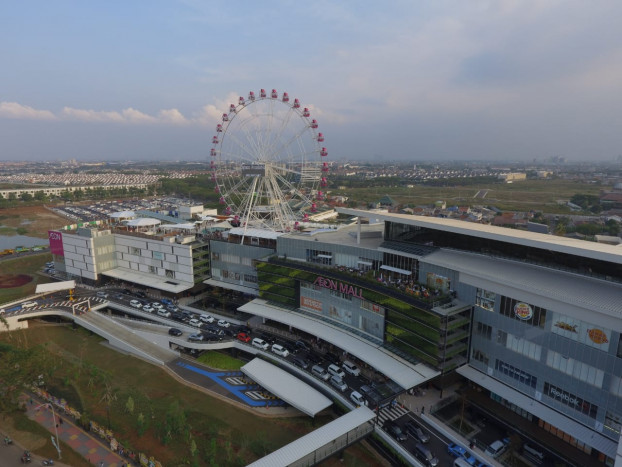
[1,0,621,163]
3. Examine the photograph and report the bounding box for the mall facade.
[48,207,622,464]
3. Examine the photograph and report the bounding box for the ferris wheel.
[209,89,329,232]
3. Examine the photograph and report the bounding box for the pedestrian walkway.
[376,404,410,425]
[23,396,127,467]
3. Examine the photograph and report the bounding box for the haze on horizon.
[1,1,621,163]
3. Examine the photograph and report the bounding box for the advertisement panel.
[48,230,64,256]
[551,311,611,351]
[300,296,323,313]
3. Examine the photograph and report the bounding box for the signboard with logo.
[301,296,323,312]
[48,230,64,256]
[514,302,533,320]
[551,311,611,351]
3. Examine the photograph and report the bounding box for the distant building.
[498,172,527,183]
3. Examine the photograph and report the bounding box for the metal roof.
[337,208,622,265]
[241,358,332,417]
[247,406,375,467]
[101,268,194,293]
[228,227,284,240]
[205,279,259,296]
[457,365,617,459]
[424,249,622,320]
[238,299,439,389]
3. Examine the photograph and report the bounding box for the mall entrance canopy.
[239,299,439,389]
[241,358,332,417]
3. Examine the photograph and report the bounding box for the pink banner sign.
[48,230,64,256]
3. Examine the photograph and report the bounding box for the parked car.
[405,420,430,443]
[342,360,361,376]
[252,338,269,350]
[199,314,214,323]
[295,340,310,352]
[311,364,330,381]
[271,344,290,357]
[306,352,323,365]
[350,390,367,406]
[259,333,276,345]
[157,309,171,318]
[217,319,230,328]
[130,300,142,308]
[168,328,183,336]
[292,356,309,369]
[327,363,346,379]
[135,291,147,298]
[324,351,340,365]
[330,375,348,392]
[237,332,251,343]
[188,318,202,327]
[188,333,204,342]
[160,298,173,306]
[448,443,468,458]
[484,440,508,459]
[383,421,407,442]
[142,306,154,313]
[152,302,165,310]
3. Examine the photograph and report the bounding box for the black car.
[122,289,133,295]
[260,333,276,345]
[306,352,324,365]
[135,291,147,298]
[405,420,430,443]
[278,341,295,354]
[292,356,309,369]
[168,328,183,336]
[324,352,340,365]
[384,421,407,442]
[295,340,310,352]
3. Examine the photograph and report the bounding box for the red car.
[237,332,251,343]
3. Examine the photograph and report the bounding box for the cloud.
[0,102,57,120]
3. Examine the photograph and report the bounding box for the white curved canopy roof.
[126,218,161,227]
[159,223,197,230]
[109,210,135,219]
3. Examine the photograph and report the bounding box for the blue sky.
[1,1,621,162]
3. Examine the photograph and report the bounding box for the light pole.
[47,403,62,460]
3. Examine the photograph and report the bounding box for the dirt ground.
[0,204,69,239]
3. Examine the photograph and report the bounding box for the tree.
[125,396,135,414]
[34,191,48,201]
[606,219,620,236]
[20,192,33,202]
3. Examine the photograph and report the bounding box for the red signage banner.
[48,230,64,256]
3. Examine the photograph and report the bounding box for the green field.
[333,179,603,213]
[0,253,52,306]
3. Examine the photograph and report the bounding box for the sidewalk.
[23,396,128,467]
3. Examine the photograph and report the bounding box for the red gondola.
[310,119,318,129]
[293,98,301,108]
[229,104,236,113]
[282,92,289,102]
[271,89,278,98]
[212,136,219,144]
[317,132,324,142]
[239,96,245,105]
[210,148,217,157]
[216,124,222,132]
[320,147,328,157]
[260,89,267,98]
[322,162,329,172]
[222,113,229,122]
[248,91,255,101]
[302,108,310,117]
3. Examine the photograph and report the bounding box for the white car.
[152,302,165,310]
[199,314,214,323]
[271,344,289,357]
[130,300,142,308]
[252,338,269,350]
[142,306,154,313]
[342,361,361,377]
[188,318,202,327]
[96,291,109,298]
[217,319,230,328]
[157,309,171,318]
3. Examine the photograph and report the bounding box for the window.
[131,247,141,255]
[148,266,156,274]
[604,412,622,436]
[547,351,604,387]
[506,333,542,361]
[476,288,496,311]
[165,269,175,279]
[212,252,220,261]
[475,322,492,340]
[543,382,598,419]
[495,359,537,388]
[243,274,257,283]
[472,349,489,366]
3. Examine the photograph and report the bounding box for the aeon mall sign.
[313,276,364,299]
[48,230,64,256]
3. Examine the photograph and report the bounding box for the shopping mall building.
[48,207,622,464]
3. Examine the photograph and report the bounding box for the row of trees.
[0,185,156,207]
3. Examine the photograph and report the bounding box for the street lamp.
[47,403,62,460]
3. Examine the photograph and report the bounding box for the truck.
[0,249,15,256]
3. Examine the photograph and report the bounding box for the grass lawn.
[0,253,53,306]
[197,350,245,370]
[0,325,382,466]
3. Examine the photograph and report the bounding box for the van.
[252,338,269,350]
[311,364,330,381]
[330,375,347,392]
[523,443,545,462]
[327,363,346,379]
[414,443,439,467]
[342,360,361,376]
[271,344,289,357]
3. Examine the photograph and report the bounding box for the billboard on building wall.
[48,230,64,256]
[551,311,611,351]
[301,296,323,312]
